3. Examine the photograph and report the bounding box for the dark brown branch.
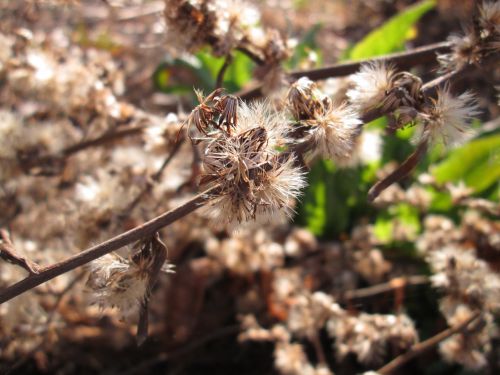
[235,46,265,65]
[290,41,451,81]
[20,124,147,173]
[216,54,233,89]
[378,312,481,374]
[61,124,146,157]
[0,229,40,274]
[238,41,451,100]
[368,140,428,202]
[0,186,219,304]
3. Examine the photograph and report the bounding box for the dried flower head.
[438,34,481,72]
[347,61,395,112]
[199,96,305,225]
[308,103,362,166]
[86,236,172,319]
[287,77,362,165]
[415,89,479,148]
[188,88,238,136]
[287,77,330,120]
[478,2,500,38]
[427,247,500,312]
[439,2,500,72]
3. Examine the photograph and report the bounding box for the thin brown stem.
[235,46,265,65]
[0,229,40,274]
[121,140,184,217]
[368,140,429,202]
[290,41,451,81]
[421,69,461,93]
[343,275,429,301]
[237,41,451,100]
[378,312,481,374]
[216,54,233,89]
[61,124,146,157]
[311,332,327,366]
[0,186,219,305]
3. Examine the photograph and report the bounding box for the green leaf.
[348,0,435,60]
[432,135,500,193]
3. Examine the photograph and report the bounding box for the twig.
[216,54,233,89]
[377,312,481,374]
[19,124,147,173]
[0,229,40,274]
[368,140,429,202]
[343,275,429,301]
[120,140,184,217]
[235,46,265,65]
[61,124,146,157]
[0,185,220,305]
[289,41,451,81]
[237,41,451,100]
[421,69,461,93]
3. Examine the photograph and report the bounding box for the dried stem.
[120,139,184,217]
[61,124,147,157]
[236,46,265,65]
[289,41,451,81]
[343,275,429,301]
[238,41,451,100]
[216,54,233,89]
[311,332,327,366]
[377,312,481,374]
[0,186,220,304]
[368,140,429,202]
[0,229,40,274]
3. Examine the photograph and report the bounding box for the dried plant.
[0,0,499,374]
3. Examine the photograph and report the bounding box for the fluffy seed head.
[309,103,362,166]
[86,253,149,318]
[86,237,173,318]
[200,100,306,226]
[478,2,500,40]
[347,61,395,112]
[415,89,479,148]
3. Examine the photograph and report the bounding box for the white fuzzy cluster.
[327,313,418,366]
[416,90,479,148]
[347,61,394,112]
[86,253,149,319]
[312,103,362,166]
[202,101,306,226]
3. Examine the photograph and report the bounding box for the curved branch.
[368,140,428,202]
[0,186,219,304]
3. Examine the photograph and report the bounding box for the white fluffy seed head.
[310,104,362,166]
[347,61,395,112]
[200,101,305,226]
[415,89,479,148]
[86,253,149,319]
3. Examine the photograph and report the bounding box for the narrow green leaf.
[432,135,500,192]
[348,0,435,60]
